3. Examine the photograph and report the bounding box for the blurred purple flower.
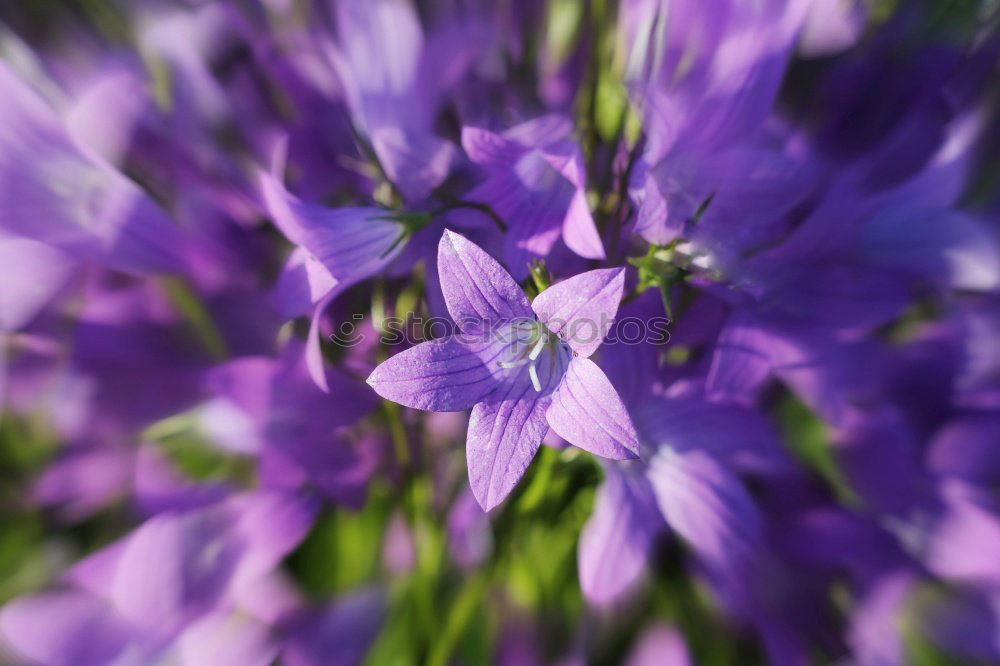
[455,115,605,276]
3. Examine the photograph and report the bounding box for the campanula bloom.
[456,115,605,276]
[368,230,639,509]
[0,62,197,276]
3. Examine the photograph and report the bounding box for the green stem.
[426,573,489,666]
[161,277,228,360]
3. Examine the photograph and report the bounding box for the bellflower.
[0,62,198,276]
[456,115,605,276]
[367,230,639,510]
[260,143,421,390]
[330,0,485,201]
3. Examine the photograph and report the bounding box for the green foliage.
[777,394,861,507]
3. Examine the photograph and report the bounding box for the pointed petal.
[541,138,604,259]
[630,163,682,246]
[706,311,774,404]
[367,335,504,411]
[532,267,625,357]
[437,230,532,331]
[227,491,319,588]
[647,449,762,587]
[304,288,343,393]
[260,149,404,283]
[65,71,148,166]
[494,171,570,275]
[272,247,337,321]
[466,379,550,511]
[856,208,1000,291]
[546,357,639,459]
[0,63,192,276]
[459,161,567,278]
[0,233,75,331]
[561,188,605,260]
[370,127,454,201]
[579,466,662,605]
[111,509,239,630]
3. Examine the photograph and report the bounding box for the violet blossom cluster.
[0,0,999,664]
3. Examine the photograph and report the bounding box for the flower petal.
[111,508,240,631]
[542,140,605,259]
[502,114,574,147]
[0,233,75,332]
[272,247,337,321]
[625,624,693,666]
[366,334,505,411]
[532,267,625,357]
[0,592,145,666]
[461,126,525,166]
[647,449,762,589]
[546,357,640,459]
[578,466,662,605]
[632,396,791,474]
[260,164,404,284]
[304,287,344,393]
[0,63,193,276]
[466,379,550,511]
[370,127,455,202]
[282,590,386,666]
[437,230,532,331]
[178,610,279,666]
[561,187,605,260]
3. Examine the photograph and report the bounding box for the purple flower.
[624,624,692,666]
[367,230,638,510]
[260,142,417,390]
[0,62,198,276]
[330,0,486,201]
[0,490,318,666]
[456,115,605,275]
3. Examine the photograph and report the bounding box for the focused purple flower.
[367,230,638,510]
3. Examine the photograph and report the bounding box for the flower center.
[496,319,567,392]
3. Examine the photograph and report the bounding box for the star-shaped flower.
[367,230,639,510]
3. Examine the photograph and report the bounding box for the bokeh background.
[1,1,1000,665]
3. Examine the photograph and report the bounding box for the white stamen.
[528,334,547,361]
[528,363,542,392]
[498,358,529,369]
